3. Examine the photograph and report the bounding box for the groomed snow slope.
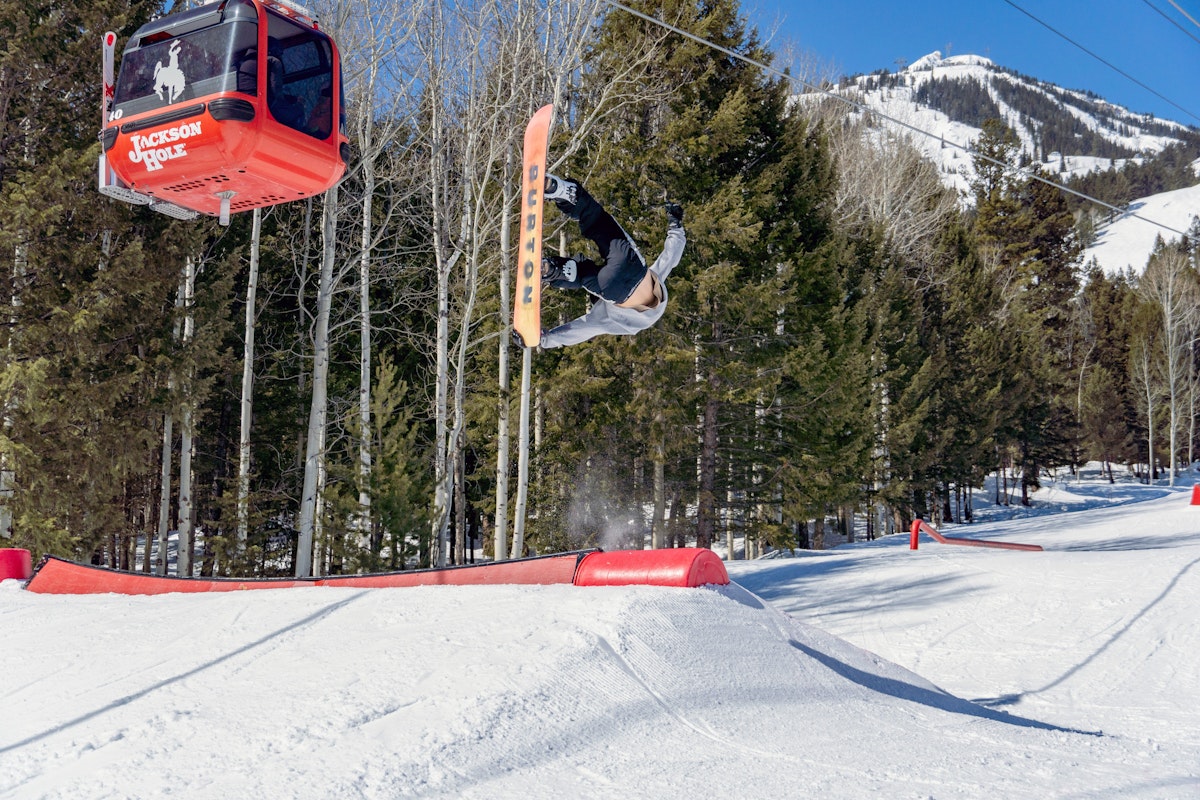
[3,476,1200,798]
[1082,181,1200,274]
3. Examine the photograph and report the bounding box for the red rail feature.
[24,552,589,595]
[574,548,729,588]
[22,548,731,595]
[909,520,1043,552]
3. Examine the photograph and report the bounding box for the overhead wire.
[603,0,1191,238]
[1000,0,1200,126]
[1139,0,1200,47]
[1166,0,1200,32]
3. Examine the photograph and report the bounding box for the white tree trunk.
[1139,250,1199,486]
[513,346,532,559]
[1134,339,1157,484]
[426,0,452,566]
[1189,345,1197,472]
[0,366,11,534]
[652,448,665,549]
[1,133,30,539]
[296,185,339,577]
[176,257,196,578]
[315,417,328,578]
[237,208,262,549]
[431,222,452,567]
[155,411,173,575]
[358,138,375,543]
[178,410,194,577]
[155,285,185,576]
[494,149,514,561]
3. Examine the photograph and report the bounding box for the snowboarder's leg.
[545,176,648,304]
[543,254,605,297]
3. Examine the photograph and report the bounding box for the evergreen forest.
[2,0,1199,577]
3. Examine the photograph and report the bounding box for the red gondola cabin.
[100,0,348,223]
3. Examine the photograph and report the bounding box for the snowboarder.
[522,175,685,349]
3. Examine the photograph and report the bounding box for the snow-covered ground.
[1083,181,1200,275]
[3,466,1200,798]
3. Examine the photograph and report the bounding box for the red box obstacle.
[0,548,33,581]
[1191,484,1200,505]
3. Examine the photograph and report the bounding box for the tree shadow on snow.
[0,591,368,757]
[1056,530,1200,551]
[973,554,1200,710]
[786,638,1103,736]
[731,560,979,620]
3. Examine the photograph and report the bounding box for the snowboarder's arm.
[538,313,614,349]
[651,224,685,280]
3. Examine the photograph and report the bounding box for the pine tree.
[0,0,211,560]
[1076,266,1139,480]
[971,119,1082,503]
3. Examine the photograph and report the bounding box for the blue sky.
[746,0,1200,126]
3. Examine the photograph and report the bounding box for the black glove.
[665,202,684,229]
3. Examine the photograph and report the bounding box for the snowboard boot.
[541,255,578,284]
[543,174,577,206]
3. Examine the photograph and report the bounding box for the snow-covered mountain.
[837,50,1195,195]
[821,51,1200,272]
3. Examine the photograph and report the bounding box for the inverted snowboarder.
[525,174,685,349]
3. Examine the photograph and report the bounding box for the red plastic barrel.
[0,548,33,581]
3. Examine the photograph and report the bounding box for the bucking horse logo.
[153,41,186,104]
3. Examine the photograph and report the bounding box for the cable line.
[603,0,1191,238]
[1166,0,1200,32]
[1000,0,1200,126]
[1139,0,1200,47]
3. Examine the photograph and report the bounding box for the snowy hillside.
[1084,181,1200,274]
[807,50,1200,273]
[3,466,1200,797]
[834,50,1194,198]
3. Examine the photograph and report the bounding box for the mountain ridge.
[817,50,1200,272]
[834,49,1197,194]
